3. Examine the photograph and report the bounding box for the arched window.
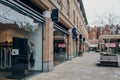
[73,10,75,24]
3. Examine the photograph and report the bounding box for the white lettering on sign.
[12,49,19,55]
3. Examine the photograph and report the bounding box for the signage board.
[58,44,66,48]
[51,9,59,22]
[12,49,19,55]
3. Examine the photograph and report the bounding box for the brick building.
[88,26,99,51]
[99,25,120,52]
[88,25,120,52]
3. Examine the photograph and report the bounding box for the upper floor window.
[57,0,62,10]
[57,0,61,5]
[73,10,75,24]
[67,0,70,17]
[77,16,78,27]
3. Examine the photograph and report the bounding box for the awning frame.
[0,0,45,22]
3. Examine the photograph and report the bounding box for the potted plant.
[78,50,83,56]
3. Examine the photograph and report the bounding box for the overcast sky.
[83,0,120,27]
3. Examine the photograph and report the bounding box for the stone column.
[43,11,54,72]
[68,29,73,60]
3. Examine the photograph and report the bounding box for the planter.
[78,50,83,56]
[100,54,118,66]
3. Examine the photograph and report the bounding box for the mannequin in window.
[28,41,35,68]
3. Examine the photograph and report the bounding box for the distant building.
[88,25,120,52]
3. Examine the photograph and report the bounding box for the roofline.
[78,0,88,25]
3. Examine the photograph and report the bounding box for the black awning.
[0,0,45,22]
[53,23,69,35]
[116,39,120,42]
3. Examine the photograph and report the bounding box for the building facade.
[29,0,88,71]
[99,25,120,52]
[0,0,88,79]
[88,26,99,51]
[88,25,120,52]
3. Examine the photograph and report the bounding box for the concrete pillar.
[68,29,73,60]
[43,11,54,72]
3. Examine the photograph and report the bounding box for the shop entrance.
[54,40,66,66]
[53,26,68,66]
[72,40,77,57]
[11,37,28,77]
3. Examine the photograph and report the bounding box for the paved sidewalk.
[27,52,120,80]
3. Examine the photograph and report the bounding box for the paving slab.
[26,52,120,80]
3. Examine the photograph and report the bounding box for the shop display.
[0,41,12,69]
[53,28,68,66]
[0,1,43,79]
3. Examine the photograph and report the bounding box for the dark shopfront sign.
[79,34,82,39]
[83,38,85,41]
[72,28,77,39]
[51,9,59,22]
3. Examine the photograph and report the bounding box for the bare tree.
[94,12,120,26]
[94,15,106,26]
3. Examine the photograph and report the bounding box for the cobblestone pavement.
[27,52,120,80]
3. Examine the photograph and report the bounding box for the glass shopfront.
[53,27,68,66]
[0,2,43,79]
[72,28,77,57]
[72,39,77,57]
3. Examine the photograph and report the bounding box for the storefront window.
[0,3,43,79]
[53,29,68,66]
